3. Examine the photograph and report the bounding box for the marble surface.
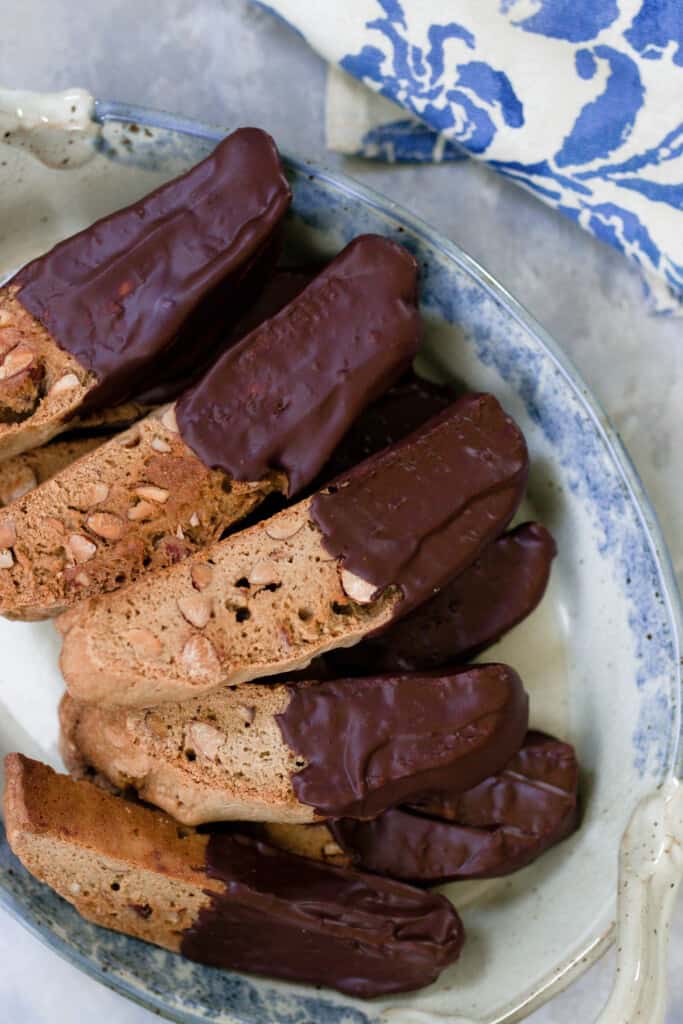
[0,1,681,1021]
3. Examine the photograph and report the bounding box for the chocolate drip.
[180,832,464,998]
[275,666,529,820]
[331,732,579,884]
[311,392,528,618]
[328,522,557,674]
[15,128,291,410]
[175,234,421,495]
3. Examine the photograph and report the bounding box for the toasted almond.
[0,310,12,327]
[4,467,38,504]
[181,635,220,680]
[161,406,179,433]
[126,627,162,659]
[189,512,200,527]
[135,485,169,504]
[83,483,110,507]
[68,534,97,563]
[237,703,256,724]
[0,549,13,568]
[76,482,110,509]
[120,426,140,449]
[191,563,213,591]
[177,593,211,629]
[144,712,168,738]
[264,517,304,541]
[0,520,16,548]
[250,558,280,586]
[128,500,155,521]
[186,721,224,761]
[176,525,185,540]
[323,841,343,858]
[49,372,80,395]
[340,568,377,604]
[151,436,172,454]
[0,346,34,379]
[86,512,124,541]
[73,570,90,587]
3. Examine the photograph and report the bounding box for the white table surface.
[1,1,682,1021]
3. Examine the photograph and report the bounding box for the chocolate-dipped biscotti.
[0,127,291,459]
[59,664,528,825]
[59,392,528,705]
[327,521,557,674]
[4,754,464,998]
[263,732,580,884]
[0,235,420,619]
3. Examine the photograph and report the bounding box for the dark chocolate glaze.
[331,731,579,884]
[224,266,315,343]
[176,234,421,495]
[311,392,529,618]
[275,665,529,820]
[319,370,457,483]
[14,128,291,411]
[132,229,284,406]
[328,522,557,674]
[180,832,464,998]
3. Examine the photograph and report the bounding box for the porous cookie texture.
[0,289,95,458]
[3,754,218,951]
[59,498,400,706]
[0,405,281,620]
[60,685,316,825]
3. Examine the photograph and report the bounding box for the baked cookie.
[4,754,463,998]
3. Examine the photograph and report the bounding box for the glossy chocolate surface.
[176,234,421,494]
[331,732,579,884]
[15,128,290,410]
[276,666,529,820]
[311,392,528,618]
[224,266,314,343]
[328,522,557,674]
[320,370,456,482]
[180,832,464,998]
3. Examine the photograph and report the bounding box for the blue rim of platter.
[0,98,681,1024]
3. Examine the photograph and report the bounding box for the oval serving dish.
[0,99,681,1024]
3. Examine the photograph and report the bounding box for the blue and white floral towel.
[259,0,683,315]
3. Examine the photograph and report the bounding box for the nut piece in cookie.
[0,127,291,459]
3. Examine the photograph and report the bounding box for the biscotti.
[4,754,464,998]
[60,664,528,825]
[332,731,580,883]
[0,408,282,619]
[328,521,557,674]
[263,732,580,885]
[0,434,106,506]
[59,393,528,705]
[0,127,290,459]
[0,235,420,619]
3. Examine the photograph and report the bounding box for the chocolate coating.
[331,732,579,884]
[224,267,315,343]
[180,832,464,998]
[311,392,528,618]
[328,522,557,674]
[276,665,529,820]
[320,370,456,483]
[15,127,291,410]
[176,234,421,495]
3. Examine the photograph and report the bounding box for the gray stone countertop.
[0,1,681,1021]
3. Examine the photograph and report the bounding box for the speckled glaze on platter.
[0,99,681,1024]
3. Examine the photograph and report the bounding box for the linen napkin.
[258,0,683,315]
